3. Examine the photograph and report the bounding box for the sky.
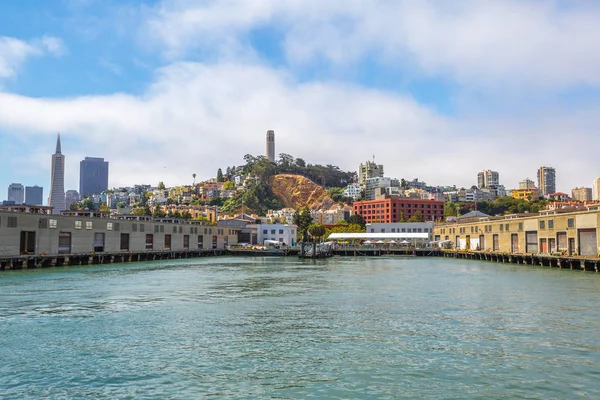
[1,0,600,200]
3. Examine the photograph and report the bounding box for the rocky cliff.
[270,174,331,210]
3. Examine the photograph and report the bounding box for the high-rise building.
[519,178,536,189]
[266,130,275,163]
[572,187,592,202]
[537,166,556,197]
[7,183,24,204]
[358,161,384,185]
[477,170,499,188]
[25,185,43,205]
[80,157,109,196]
[65,190,80,210]
[593,177,600,201]
[48,134,66,213]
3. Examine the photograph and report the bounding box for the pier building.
[433,206,600,257]
[0,205,239,258]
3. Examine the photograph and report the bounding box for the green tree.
[407,210,424,222]
[222,181,234,190]
[217,168,224,182]
[158,181,166,190]
[293,207,313,241]
[346,214,366,229]
[99,202,110,213]
[307,223,326,243]
[444,202,457,217]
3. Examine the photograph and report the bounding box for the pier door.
[58,232,71,254]
[20,231,36,254]
[568,238,575,256]
[93,232,105,252]
[578,229,597,257]
[556,232,567,254]
[479,235,485,251]
[511,234,519,253]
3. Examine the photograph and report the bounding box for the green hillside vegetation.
[444,197,549,217]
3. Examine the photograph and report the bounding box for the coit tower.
[266,130,275,162]
[48,133,66,213]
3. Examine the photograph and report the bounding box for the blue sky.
[1,0,600,200]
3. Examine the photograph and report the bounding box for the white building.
[366,222,434,241]
[252,223,297,246]
[7,183,24,204]
[267,208,296,224]
[343,183,362,200]
[365,177,391,200]
[593,177,600,201]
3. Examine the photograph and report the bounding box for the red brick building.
[353,198,444,223]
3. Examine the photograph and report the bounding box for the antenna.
[372,154,375,163]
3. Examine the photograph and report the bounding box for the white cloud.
[145,0,600,90]
[0,61,598,193]
[0,35,65,80]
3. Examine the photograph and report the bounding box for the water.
[1,257,599,399]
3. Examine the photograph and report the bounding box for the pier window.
[179,227,182,234]
[75,220,82,230]
[160,225,164,233]
[198,235,203,249]
[271,229,276,234]
[132,223,137,232]
[94,233,105,252]
[49,219,57,229]
[505,224,509,231]
[518,222,523,231]
[86,221,93,230]
[263,229,268,234]
[212,235,218,249]
[567,218,574,228]
[164,234,171,250]
[500,225,503,232]
[140,224,145,232]
[279,229,284,234]
[145,234,153,250]
[548,220,554,229]
[154,225,159,233]
[173,226,177,233]
[114,223,120,232]
[493,234,499,251]
[39,218,48,229]
[183,235,189,249]
[539,221,545,230]
[120,233,130,251]
[7,216,17,228]
[107,222,113,231]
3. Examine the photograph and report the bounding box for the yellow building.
[434,206,600,257]
[511,188,541,202]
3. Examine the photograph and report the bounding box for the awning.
[328,232,429,240]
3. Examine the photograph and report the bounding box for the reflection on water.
[1,256,599,399]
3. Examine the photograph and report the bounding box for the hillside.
[270,174,331,209]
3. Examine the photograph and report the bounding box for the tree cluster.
[444,197,549,218]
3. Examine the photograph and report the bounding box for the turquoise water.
[1,256,599,399]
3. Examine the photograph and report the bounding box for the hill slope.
[270,174,329,209]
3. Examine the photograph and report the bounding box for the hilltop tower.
[48,134,66,213]
[266,130,275,163]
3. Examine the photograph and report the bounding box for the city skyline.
[1,1,600,193]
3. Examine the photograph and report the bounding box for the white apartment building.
[343,183,362,200]
[365,177,391,200]
[267,208,296,224]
